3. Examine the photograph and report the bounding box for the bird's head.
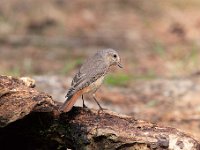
[100,49,123,68]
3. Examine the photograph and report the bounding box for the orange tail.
[60,90,83,112]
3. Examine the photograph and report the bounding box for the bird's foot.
[97,107,107,114]
[83,103,88,108]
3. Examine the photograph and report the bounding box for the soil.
[0,0,200,142]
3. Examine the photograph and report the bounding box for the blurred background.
[0,0,200,140]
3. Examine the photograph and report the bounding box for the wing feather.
[66,57,108,99]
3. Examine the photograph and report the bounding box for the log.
[0,75,199,150]
[60,108,200,150]
[0,75,56,127]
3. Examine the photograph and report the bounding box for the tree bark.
[0,75,199,150]
[0,75,55,127]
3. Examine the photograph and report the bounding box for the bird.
[60,49,122,112]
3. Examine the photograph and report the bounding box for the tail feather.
[60,90,82,112]
[65,87,75,98]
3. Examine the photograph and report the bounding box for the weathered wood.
[60,107,200,150]
[0,75,55,127]
[0,75,199,150]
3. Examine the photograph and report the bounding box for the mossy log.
[0,75,199,150]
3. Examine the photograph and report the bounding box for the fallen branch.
[0,75,56,127]
[0,75,199,150]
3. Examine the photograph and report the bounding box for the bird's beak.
[117,62,123,68]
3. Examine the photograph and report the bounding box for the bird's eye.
[113,54,117,58]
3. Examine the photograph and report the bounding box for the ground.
[0,0,200,141]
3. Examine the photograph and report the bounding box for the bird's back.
[67,52,108,99]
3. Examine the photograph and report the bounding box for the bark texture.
[0,75,199,150]
[0,75,55,127]
[61,108,200,150]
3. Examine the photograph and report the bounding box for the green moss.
[3,67,20,77]
[146,99,159,107]
[132,70,157,81]
[105,73,132,87]
[183,47,199,66]
[105,70,157,87]
[23,58,33,74]
[153,41,166,58]
[60,58,83,74]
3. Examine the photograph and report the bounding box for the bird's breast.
[85,75,105,93]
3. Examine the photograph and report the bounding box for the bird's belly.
[85,76,105,93]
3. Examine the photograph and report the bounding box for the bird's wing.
[71,71,86,87]
[66,59,108,99]
[71,53,101,86]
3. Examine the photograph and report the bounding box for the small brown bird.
[60,49,122,112]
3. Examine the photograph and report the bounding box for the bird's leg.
[82,95,88,108]
[92,93,104,111]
